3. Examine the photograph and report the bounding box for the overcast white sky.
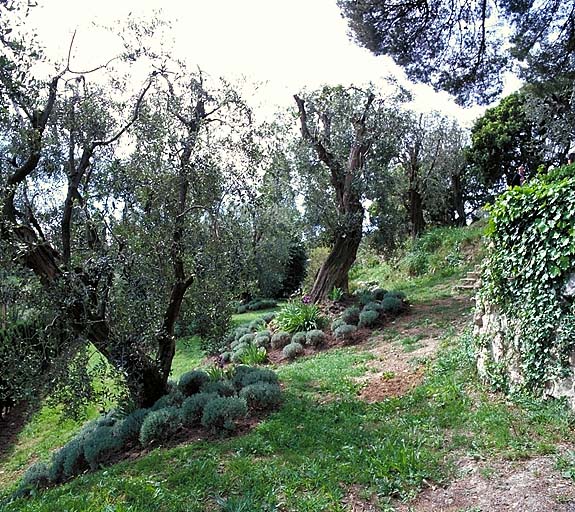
[27,0,487,125]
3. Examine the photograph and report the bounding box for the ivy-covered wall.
[474,165,575,404]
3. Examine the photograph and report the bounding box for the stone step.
[460,277,478,283]
[454,283,479,291]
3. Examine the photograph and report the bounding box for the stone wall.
[473,296,575,409]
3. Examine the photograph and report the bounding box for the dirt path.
[355,293,575,512]
[358,295,472,402]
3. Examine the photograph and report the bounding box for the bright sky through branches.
[28,0,487,124]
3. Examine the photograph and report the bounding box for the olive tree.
[293,85,404,301]
[0,7,257,407]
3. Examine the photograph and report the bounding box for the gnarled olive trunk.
[308,219,363,302]
[294,91,374,302]
[408,187,426,238]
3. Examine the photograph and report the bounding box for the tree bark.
[408,187,426,238]
[294,91,373,302]
[308,221,363,302]
[451,172,466,226]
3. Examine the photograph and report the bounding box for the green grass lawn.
[2,225,575,511]
[3,326,574,511]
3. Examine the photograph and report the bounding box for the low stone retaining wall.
[473,297,575,409]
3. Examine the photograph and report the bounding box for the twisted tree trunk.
[294,91,374,302]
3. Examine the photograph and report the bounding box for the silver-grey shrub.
[178,370,210,396]
[306,329,325,347]
[18,462,50,494]
[342,306,360,325]
[201,396,248,432]
[150,389,185,411]
[200,379,236,397]
[234,367,279,389]
[282,342,304,360]
[238,333,255,345]
[334,324,357,342]
[381,296,403,314]
[139,407,181,446]
[358,310,379,328]
[291,331,307,345]
[115,408,149,444]
[254,334,270,348]
[271,331,291,349]
[239,382,282,410]
[363,301,383,312]
[180,392,219,426]
[331,317,346,331]
[83,426,124,470]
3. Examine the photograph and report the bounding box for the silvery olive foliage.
[0,4,268,408]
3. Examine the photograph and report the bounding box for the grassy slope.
[2,225,575,511]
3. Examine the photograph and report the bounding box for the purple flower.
[302,295,311,304]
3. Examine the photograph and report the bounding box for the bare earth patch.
[352,294,575,512]
[393,453,575,512]
[357,296,472,402]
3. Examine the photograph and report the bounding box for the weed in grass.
[399,334,425,352]
[556,450,575,480]
[479,466,496,479]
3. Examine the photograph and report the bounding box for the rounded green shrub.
[342,306,360,325]
[239,382,282,410]
[306,329,325,347]
[178,370,210,396]
[356,289,375,306]
[238,333,255,345]
[363,301,383,312]
[334,324,357,342]
[234,327,251,341]
[115,408,149,444]
[139,407,181,446]
[231,365,256,385]
[384,290,406,301]
[381,296,403,314]
[271,331,291,349]
[254,335,270,348]
[282,342,304,360]
[373,288,388,300]
[248,318,266,331]
[231,347,248,363]
[200,379,236,397]
[331,317,346,331]
[83,426,124,470]
[358,309,379,328]
[61,438,88,480]
[19,462,50,493]
[201,396,248,432]
[150,389,185,411]
[291,331,307,345]
[180,392,219,426]
[235,367,279,389]
[261,312,276,324]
